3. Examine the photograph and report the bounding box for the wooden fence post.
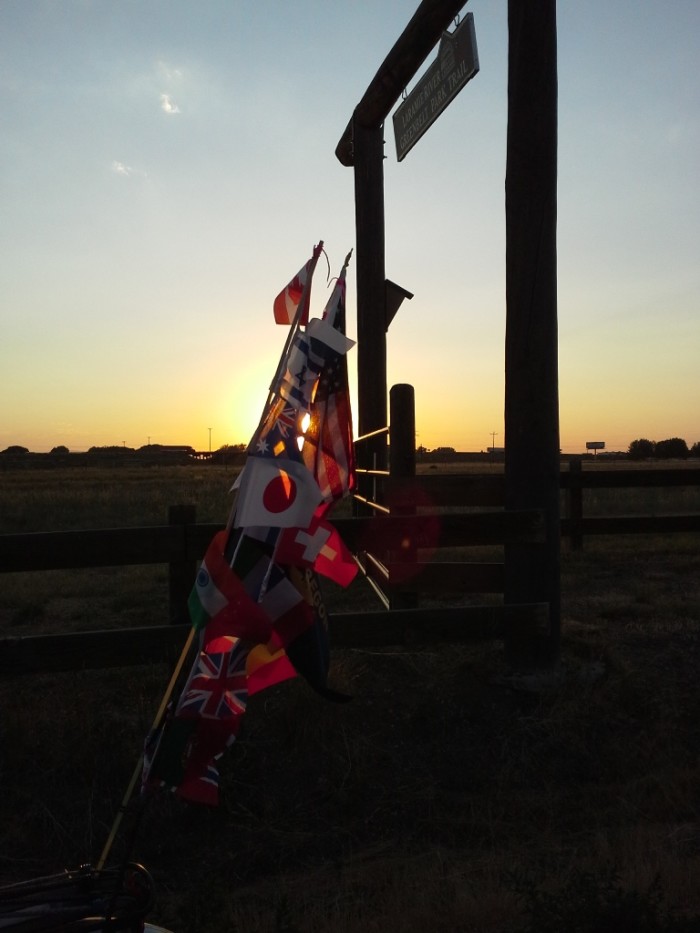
[389,384,418,610]
[504,0,560,668]
[168,504,197,625]
[567,458,583,550]
[389,384,416,481]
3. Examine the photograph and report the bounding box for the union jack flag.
[254,399,304,461]
[177,638,248,720]
[275,405,299,438]
[177,759,222,806]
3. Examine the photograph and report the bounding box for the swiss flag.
[276,507,358,587]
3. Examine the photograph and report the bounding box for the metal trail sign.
[392,12,479,161]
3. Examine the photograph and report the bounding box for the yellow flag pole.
[95,626,196,872]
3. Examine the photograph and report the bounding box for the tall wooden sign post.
[351,119,388,473]
[504,0,560,666]
[336,0,469,472]
[338,0,561,667]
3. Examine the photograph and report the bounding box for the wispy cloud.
[110,161,146,179]
[111,160,134,176]
[157,60,183,82]
[160,93,180,115]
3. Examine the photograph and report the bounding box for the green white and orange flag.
[187,531,272,645]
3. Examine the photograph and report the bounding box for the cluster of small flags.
[143,243,357,805]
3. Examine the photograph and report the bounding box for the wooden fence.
[1,414,698,675]
[0,503,546,675]
[560,459,700,548]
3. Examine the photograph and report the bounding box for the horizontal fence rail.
[0,605,553,678]
[560,463,700,551]
[1,463,699,675]
[3,470,697,573]
[410,466,700,501]
[0,511,548,575]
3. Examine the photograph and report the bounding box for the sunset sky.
[1,1,698,455]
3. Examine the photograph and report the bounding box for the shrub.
[655,438,689,459]
[628,439,656,460]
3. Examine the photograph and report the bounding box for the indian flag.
[188,549,228,629]
[188,531,273,645]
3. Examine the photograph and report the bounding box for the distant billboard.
[586,441,605,450]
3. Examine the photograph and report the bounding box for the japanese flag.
[233,456,323,530]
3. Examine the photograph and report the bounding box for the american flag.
[302,271,355,504]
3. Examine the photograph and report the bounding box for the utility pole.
[208,427,212,452]
[490,431,498,449]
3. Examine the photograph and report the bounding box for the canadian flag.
[273,261,310,325]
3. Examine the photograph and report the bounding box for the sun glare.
[296,411,312,452]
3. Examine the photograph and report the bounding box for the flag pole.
[321,250,352,326]
[252,240,324,448]
[253,245,350,462]
[271,240,324,391]
[224,242,323,535]
[95,626,197,872]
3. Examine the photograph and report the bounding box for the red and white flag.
[233,456,323,529]
[275,507,358,587]
[273,244,323,325]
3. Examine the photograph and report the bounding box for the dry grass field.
[1,464,699,932]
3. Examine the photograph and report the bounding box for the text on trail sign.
[392,12,479,162]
